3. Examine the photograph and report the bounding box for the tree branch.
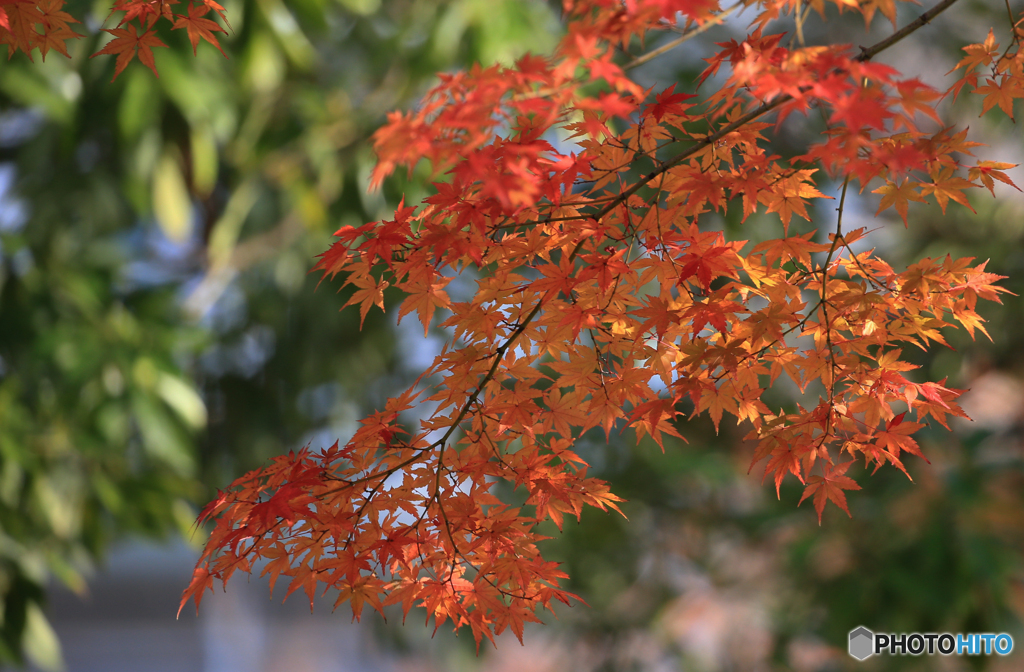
[624,4,740,71]
[344,0,968,529]
[856,0,962,62]
[596,0,964,225]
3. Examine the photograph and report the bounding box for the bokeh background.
[0,0,1022,670]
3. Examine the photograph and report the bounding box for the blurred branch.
[625,4,739,71]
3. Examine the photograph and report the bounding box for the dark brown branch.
[856,0,962,62]
[594,0,964,228]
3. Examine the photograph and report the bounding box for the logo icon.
[849,626,874,660]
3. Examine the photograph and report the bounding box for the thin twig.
[857,0,961,61]
[624,5,739,71]
[606,0,965,230]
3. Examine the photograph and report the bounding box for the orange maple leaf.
[873,178,926,226]
[947,29,999,77]
[343,272,389,329]
[798,461,861,524]
[921,168,978,215]
[177,565,214,618]
[974,78,1022,120]
[751,232,829,269]
[968,161,1021,196]
[894,78,943,126]
[396,275,452,336]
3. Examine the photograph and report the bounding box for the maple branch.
[602,0,965,223]
[316,445,428,501]
[505,3,737,106]
[856,0,962,62]
[430,296,547,455]
[817,177,850,443]
[839,235,892,294]
[1006,0,1018,41]
[791,1,811,49]
[181,0,1017,634]
[623,4,739,71]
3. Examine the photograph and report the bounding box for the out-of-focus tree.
[0,0,558,667]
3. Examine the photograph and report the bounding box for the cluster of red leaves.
[182,0,1020,649]
[1,0,226,79]
[947,12,1024,119]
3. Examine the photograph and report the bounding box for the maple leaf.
[697,382,734,432]
[172,2,227,56]
[873,413,927,465]
[945,28,1004,101]
[949,29,999,75]
[757,170,829,231]
[798,461,861,524]
[336,576,387,622]
[35,23,79,59]
[761,440,805,499]
[953,259,1012,305]
[974,78,1021,119]
[646,84,696,123]
[684,297,737,335]
[581,391,625,441]
[33,0,80,59]
[247,483,314,531]
[557,304,601,340]
[873,179,927,226]
[678,244,735,290]
[920,168,978,214]
[0,0,32,34]
[343,272,389,328]
[544,387,587,439]
[912,379,968,428]
[91,21,167,81]
[110,0,178,26]
[968,161,1021,196]
[859,0,898,28]
[177,565,214,617]
[735,386,770,428]
[751,232,828,269]
[3,1,42,57]
[199,0,229,27]
[894,78,943,126]
[951,302,990,340]
[396,275,452,336]
[582,247,631,291]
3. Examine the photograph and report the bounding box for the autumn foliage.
[166,0,1024,649]
[1,0,226,79]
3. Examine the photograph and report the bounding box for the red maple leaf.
[172,2,226,56]
[90,21,167,81]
